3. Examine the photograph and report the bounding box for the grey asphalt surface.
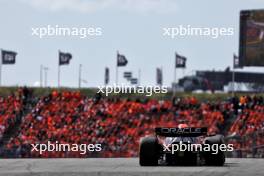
[0,158,263,176]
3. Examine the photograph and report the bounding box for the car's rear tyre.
[139,136,159,166]
[204,150,225,166]
[204,135,226,166]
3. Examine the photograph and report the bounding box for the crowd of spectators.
[1,90,263,158]
[227,96,264,157]
[0,88,25,141]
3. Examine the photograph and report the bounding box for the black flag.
[117,53,128,66]
[105,67,109,85]
[130,78,138,85]
[156,68,163,85]
[59,51,72,65]
[124,72,132,80]
[2,50,17,64]
[175,53,187,68]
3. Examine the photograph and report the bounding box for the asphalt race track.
[0,158,263,176]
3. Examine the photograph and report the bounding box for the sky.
[0,0,264,88]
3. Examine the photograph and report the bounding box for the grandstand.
[179,68,264,92]
[0,87,263,158]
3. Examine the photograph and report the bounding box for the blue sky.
[0,0,264,87]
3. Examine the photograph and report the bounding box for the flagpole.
[173,52,177,97]
[116,62,118,86]
[0,49,2,87]
[44,68,47,87]
[116,51,119,85]
[174,67,176,82]
[58,50,60,88]
[174,52,177,83]
[232,53,235,97]
[104,67,106,86]
[44,67,48,87]
[58,65,60,88]
[40,65,43,87]
[173,68,177,96]
[104,67,107,86]
[78,64,82,88]
[161,66,163,87]
[138,69,141,86]
[232,68,235,97]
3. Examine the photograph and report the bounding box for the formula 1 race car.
[139,124,226,166]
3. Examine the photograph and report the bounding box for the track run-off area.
[0,158,263,176]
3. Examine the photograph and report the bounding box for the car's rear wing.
[155,127,207,137]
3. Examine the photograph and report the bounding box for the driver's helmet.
[178,123,189,128]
